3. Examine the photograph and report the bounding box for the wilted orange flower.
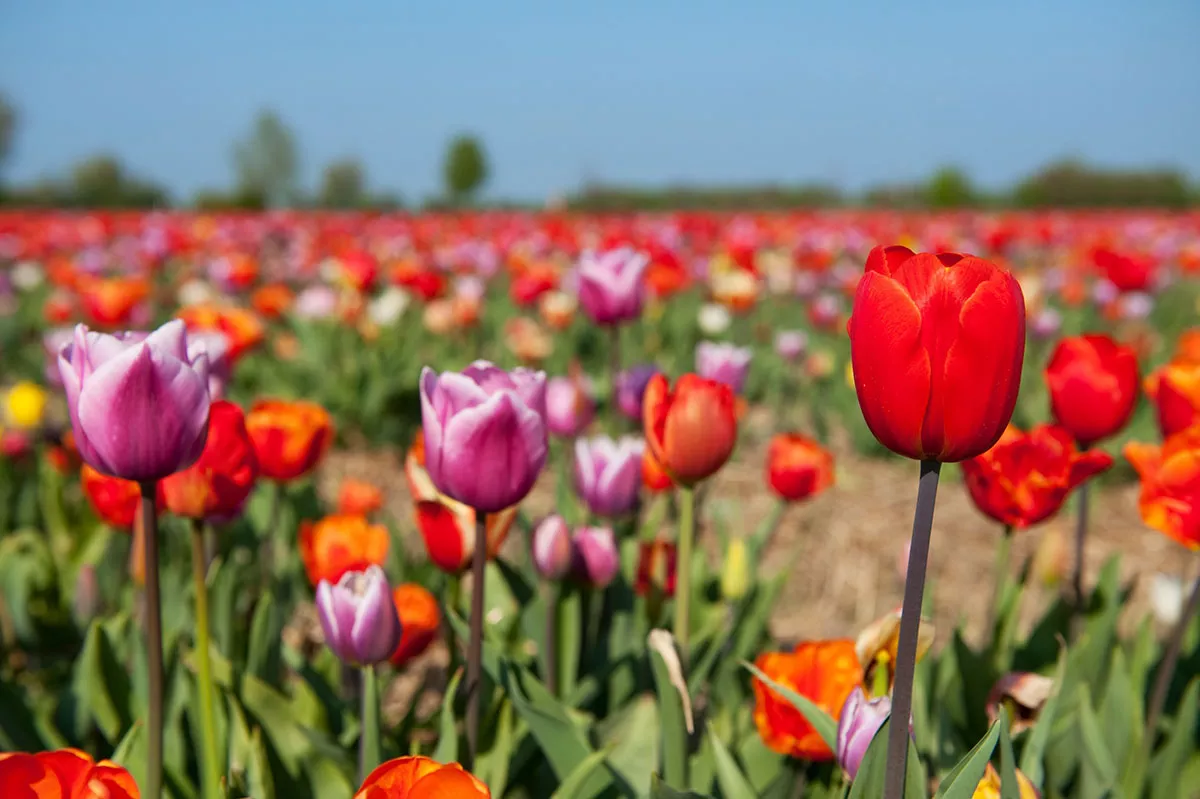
[855,609,936,691]
[1125,426,1200,550]
[77,276,150,328]
[177,304,265,361]
[538,290,576,331]
[299,513,390,586]
[355,756,489,799]
[338,478,384,517]
[251,283,295,320]
[972,763,1040,798]
[0,748,140,799]
[245,399,334,482]
[752,639,863,760]
[390,583,441,666]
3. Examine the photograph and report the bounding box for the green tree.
[924,166,977,208]
[68,154,169,208]
[0,93,15,176]
[317,158,367,208]
[442,134,489,203]
[233,110,300,208]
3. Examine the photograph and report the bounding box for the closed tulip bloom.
[58,320,212,482]
[420,361,548,513]
[635,539,678,598]
[615,364,662,421]
[1125,427,1200,550]
[1145,359,1200,439]
[576,247,649,326]
[695,341,753,395]
[720,538,750,601]
[1045,334,1139,447]
[390,583,441,667]
[572,526,620,588]
[545,375,595,438]
[766,433,835,502]
[574,435,645,517]
[641,446,674,493]
[836,687,892,780]
[245,399,334,482]
[643,373,738,486]
[0,748,141,799]
[161,400,258,521]
[316,565,402,667]
[338,478,384,517]
[961,424,1113,529]
[299,514,390,586]
[774,330,808,362]
[848,245,1026,462]
[532,514,573,580]
[81,464,158,529]
[356,756,490,799]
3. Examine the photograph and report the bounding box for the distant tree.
[1014,159,1191,208]
[924,166,977,208]
[233,110,300,208]
[67,154,169,208]
[442,134,489,203]
[0,93,15,176]
[317,158,367,209]
[192,186,267,211]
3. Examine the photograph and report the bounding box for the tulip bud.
[315,565,402,667]
[574,435,644,517]
[695,341,753,395]
[615,364,662,422]
[643,373,737,486]
[720,538,750,601]
[532,515,572,580]
[1045,334,1139,447]
[766,433,835,503]
[571,527,619,588]
[545,376,595,438]
[835,687,892,781]
[576,248,649,326]
[774,330,808,362]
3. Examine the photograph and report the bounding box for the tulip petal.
[439,391,546,512]
[351,567,401,664]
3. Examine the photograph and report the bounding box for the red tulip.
[1045,334,1139,447]
[848,245,1026,462]
[642,373,737,485]
[161,400,258,521]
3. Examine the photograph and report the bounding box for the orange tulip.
[77,276,150,328]
[390,583,441,666]
[177,304,265,362]
[245,399,334,482]
[1125,427,1200,550]
[752,639,863,760]
[766,433,835,502]
[641,447,674,493]
[1145,358,1200,439]
[356,756,489,799]
[299,514,390,586]
[251,284,295,320]
[338,478,385,517]
[643,373,737,486]
[0,749,140,799]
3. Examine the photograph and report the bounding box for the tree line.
[0,94,1195,212]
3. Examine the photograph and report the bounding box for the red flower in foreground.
[356,755,489,798]
[0,748,139,798]
[1125,426,1200,550]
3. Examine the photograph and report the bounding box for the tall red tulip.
[1044,334,1139,447]
[848,245,1026,463]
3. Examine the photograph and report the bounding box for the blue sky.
[2,0,1198,202]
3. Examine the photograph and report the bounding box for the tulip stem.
[988,525,1013,636]
[883,459,941,799]
[674,485,696,665]
[359,665,381,783]
[260,480,283,584]
[140,482,165,799]
[1143,566,1200,751]
[609,325,622,434]
[1071,474,1090,637]
[465,512,487,771]
[191,520,223,799]
[543,581,558,696]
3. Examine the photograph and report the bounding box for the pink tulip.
[571,526,619,588]
[419,360,548,513]
[574,435,645,517]
[576,248,649,326]
[695,341,753,395]
[532,514,572,580]
[58,320,211,482]
[315,565,402,666]
[545,376,595,438]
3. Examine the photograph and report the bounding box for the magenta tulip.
[315,565,402,666]
[836,687,892,780]
[419,360,548,513]
[576,248,649,326]
[545,376,595,438]
[574,435,645,517]
[572,526,619,588]
[696,341,753,395]
[532,514,572,580]
[58,320,211,482]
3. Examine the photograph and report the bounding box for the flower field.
[1,208,1199,798]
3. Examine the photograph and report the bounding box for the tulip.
[356,756,490,799]
[615,364,663,422]
[390,583,441,667]
[574,435,645,517]
[766,433,835,503]
[635,539,678,599]
[58,320,212,482]
[81,464,150,529]
[0,749,140,799]
[545,375,595,438]
[245,399,334,482]
[300,514,391,587]
[855,609,936,694]
[161,400,259,521]
[697,302,732,335]
[532,515,572,580]
[836,687,892,780]
[420,361,547,513]
[1125,427,1200,550]
[719,538,750,601]
[1145,359,1200,439]
[187,330,232,400]
[295,285,339,320]
[774,330,808,362]
[695,341,753,395]
[643,373,737,487]
[1045,334,1139,448]
[848,245,1026,462]
[571,526,619,588]
[576,247,649,326]
[972,763,1040,799]
[3,381,48,430]
[316,565,402,667]
[986,672,1055,735]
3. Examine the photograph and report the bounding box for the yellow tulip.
[720,538,750,602]
[4,381,48,430]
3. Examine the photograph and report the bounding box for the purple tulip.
[532,515,572,580]
[545,376,595,438]
[187,330,232,400]
[836,687,892,780]
[420,361,548,513]
[572,526,619,588]
[774,330,808,363]
[315,565,402,666]
[576,248,650,326]
[574,435,645,517]
[615,364,662,421]
[58,320,211,482]
[695,341,753,395]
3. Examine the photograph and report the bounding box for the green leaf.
[557,586,582,702]
[552,747,618,799]
[935,719,1000,799]
[847,718,926,799]
[743,661,837,751]
[651,773,711,798]
[707,724,757,799]
[484,699,515,797]
[245,591,283,685]
[1099,648,1140,778]
[1149,678,1200,799]
[1018,648,1066,790]
[604,695,661,797]
[432,668,464,764]
[997,708,1020,799]
[652,632,692,790]
[72,620,133,743]
[1076,685,1116,796]
[0,679,44,750]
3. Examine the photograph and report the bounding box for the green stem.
[190,520,223,799]
[140,482,164,799]
[1143,564,1200,750]
[674,485,696,664]
[359,665,381,783]
[989,525,1014,635]
[1071,470,1090,639]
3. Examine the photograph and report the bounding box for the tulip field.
[2,209,1200,798]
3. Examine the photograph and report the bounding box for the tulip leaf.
[846,718,926,799]
[935,718,1000,799]
[558,586,582,702]
[0,679,44,751]
[1076,685,1116,796]
[246,591,283,685]
[707,723,756,799]
[1018,647,1066,789]
[1149,677,1200,799]
[997,708,1020,799]
[72,620,133,743]
[552,746,619,799]
[742,661,837,751]
[432,668,464,764]
[480,698,515,796]
[1099,648,1140,774]
[650,773,711,798]
[652,638,693,790]
[603,694,661,796]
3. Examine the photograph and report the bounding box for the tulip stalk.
[883,460,941,799]
[140,482,165,799]
[359,665,381,783]
[1143,566,1200,750]
[190,520,223,799]
[674,485,696,663]
[543,582,558,696]
[465,513,487,770]
[1071,474,1091,633]
[989,525,1014,634]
